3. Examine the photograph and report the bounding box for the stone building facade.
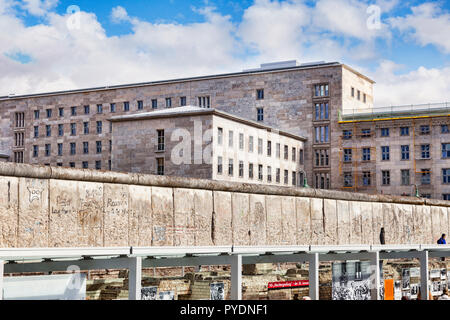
[111,106,306,186]
[0,60,375,190]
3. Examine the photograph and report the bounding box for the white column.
[370,251,381,300]
[230,255,242,300]
[128,257,142,300]
[309,253,319,300]
[419,250,429,300]
[0,260,4,300]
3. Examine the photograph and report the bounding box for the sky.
[0,0,449,107]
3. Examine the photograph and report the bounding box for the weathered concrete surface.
[402,205,414,245]
[349,201,362,244]
[372,202,383,245]
[18,178,49,247]
[249,194,266,246]
[193,190,213,246]
[360,202,373,245]
[0,177,18,247]
[129,185,152,247]
[323,199,337,245]
[281,197,296,245]
[296,197,311,245]
[104,184,129,246]
[173,188,195,246]
[77,181,104,247]
[336,200,350,245]
[231,193,250,246]
[431,207,442,244]
[212,191,232,246]
[265,195,282,245]
[151,187,174,246]
[310,198,324,245]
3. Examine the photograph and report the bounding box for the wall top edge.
[0,162,445,207]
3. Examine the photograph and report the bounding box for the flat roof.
[0,61,367,101]
[111,106,307,141]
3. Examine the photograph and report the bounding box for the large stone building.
[0,60,374,190]
[111,106,306,186]
[8,60,450,199]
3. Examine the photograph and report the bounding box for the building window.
[82,161,89,169]
[96,104,103,114]
[109,140,112,152]
[249,136,254,153]
[276,143,280,158]
[257,108,264,122]
[363,172,371,186]
[157,130,165,151]
[314,84,329,97]
[420,125,430,135]
[96,141,102,154]
[14,112,24,128]
[361,129,371,138]
[343,130,352,140]
[343,148,352,162]
[46,109,52,118]
[57,124,63,137]
[33,145,38,158]
[351,87,355,97]
[239,161,244,178]
[292,147,296,162]
[284,145,289,160]
[123,101,130,111]
[443,169,450,184]
[380,128,389,137]
[362,148,371,161]
[258,138,263,155]
[357,90,361,100]
[198,96,210,108]
[96,121,102,134]
[108,160,112,171]
[344,172,353,187]
[34,126,39,138]
[152,99,158,109]
[57,143,63,156]
[442,143,450,158]
[137,100,143,110]
[217,157,223,174]
[217,128,223,145]
[276,168,281,183]
[228,159,234,176]
[292,171,296,186]
[421,169,431,185]
[258,165,263,181]
[363,94,366,103]
[70,123,76,136]
[70,143,76,155]
[400,127,409,136]
[421,144,430,159]
[157,158,164,175]
[315,173,330,189]
[229,131,234,148]
[267,141,272,157]
[315,126,329,143]
[443,194,450,201]
[382,170,390,186]
[316,149,329,166]
[284,170,289,185]
[165,98,172,108]
[314,103,329,120]
[45,144,51,157]
[95,161,101,170]
[249,163,254,179]
[14,151,24,163]
[239,133,244,150]
[83,142,89,154]
[110,103,116,113]
[381,146,390,161]
[180,97,187,106]
[401,169,410,186]
[83,122,89,135]
[71,106,77,116]
[441,125,449,134]
[34,110,40,120]
[46,125,51,137]
[299,149,304,165]
[401,145,410,160]
[84,105,90,114]
[267,166,272,182]
[422,194,431,199]
[256,89,264,100]
[14,132,24,147]
[70,162,75,168]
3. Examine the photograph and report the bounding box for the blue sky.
[0,0,449,106]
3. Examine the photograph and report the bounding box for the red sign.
[268,280,309,289]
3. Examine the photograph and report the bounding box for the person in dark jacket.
[437,234,447,244]
[380,228,385,245]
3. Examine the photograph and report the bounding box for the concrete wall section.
[0,177,18,247]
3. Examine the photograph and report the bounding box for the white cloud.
[389,3,450,53]
[21,0,58,16]
[370,60,450,107]
[111,5,130,24]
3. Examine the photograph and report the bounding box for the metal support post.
[0,260,3,300]
[370,251,380,300]
[230,255,242,300]
[129,257,142,300]
[419,250,429,300]
[309,253,319,300]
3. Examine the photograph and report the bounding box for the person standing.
[437,234,447,244]
[438,289,450,300]
[380,228,386,245]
